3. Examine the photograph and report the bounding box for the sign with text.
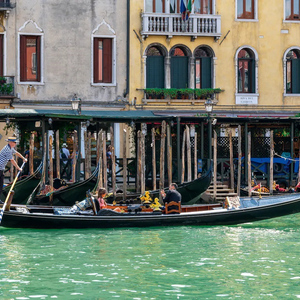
[236,95,258,105]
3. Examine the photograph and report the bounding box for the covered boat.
[1,194,300,229]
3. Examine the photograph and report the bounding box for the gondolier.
[0,136,27,202]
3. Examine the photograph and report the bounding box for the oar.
[0,161,26,223]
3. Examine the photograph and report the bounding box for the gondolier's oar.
[0,161,26,223]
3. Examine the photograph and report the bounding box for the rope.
[273,150,299,162]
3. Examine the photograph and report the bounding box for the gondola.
[2,194,300,229]
[0,163,43,204]
[27,166,99,206]
[106,166,212,205]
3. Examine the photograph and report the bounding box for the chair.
[165,201,181,214]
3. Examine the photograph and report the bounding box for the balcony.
[0,76,15,97]
[141,13,221,39]
[0,0,16,18]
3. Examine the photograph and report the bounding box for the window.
[171,47,189,88]
[194,0,212,14]
[237,0,255,19]
[146,0,165,13]
[146,46,165,88]
[20,35,41,82]
[286,49,300,93]
[0,34,3,76]
[93,38,112,84]
[285,0,300,20]
[170,0,180,13]
[237,48,255,93]
[194,47,212,89]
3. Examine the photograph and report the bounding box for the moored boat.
[106,166,212,205]
[0,163,43,204]
[2,194,300,229]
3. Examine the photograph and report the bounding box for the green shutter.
[250,59,255,93]
[200,57,212,89]
[292,59,300,94]
[171,56,189,88]
[146,56,165,88]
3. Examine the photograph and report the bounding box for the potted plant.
[163,88,178,99]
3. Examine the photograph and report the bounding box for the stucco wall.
[130,0,300,109]
[4,0,127,104]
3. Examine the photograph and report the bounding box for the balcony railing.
[141,13,221,39]
[0,0,15,8]
[0,76,14,97]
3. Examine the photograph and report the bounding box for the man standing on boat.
[0,136,27,202]
[160,183,182,204]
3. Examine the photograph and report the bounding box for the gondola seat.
[165,201,181,214]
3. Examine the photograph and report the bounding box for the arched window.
[286,49,300,94]
[194,0,212,14]
[194,47,213,89]
[170,46,189,88]
[238,48,255,93]
[146,46,165,88]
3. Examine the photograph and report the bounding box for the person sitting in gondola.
[96,188,121,215]
[160,183,182,214]
[160,183,182,204]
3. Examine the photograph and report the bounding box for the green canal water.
[1,215,300,299]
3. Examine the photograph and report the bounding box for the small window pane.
[195,59,201,89]
[26,38,38,81]
[237,0,243,18]
[155,0,164,12]
[170,0,179,13]
[171,47,185,56]
[146,0,153,12]
[287,61,292,93]
[97,40,103,82]
[286,0,292,18]
[147,46,163,56]
[294,0,300,15]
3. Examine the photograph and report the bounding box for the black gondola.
[2,194,300,229]
[0,163,42,204]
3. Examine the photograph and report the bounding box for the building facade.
[129,0,300,110]
[0,0,128,110]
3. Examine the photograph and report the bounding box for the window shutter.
[93,38,99,83]
[200,57,212,89]
[20,35,27,81]
[36,36,41,82]
[292,59,300,94]
[103,38,112,83]
[146,56,165,88]
[0,35,3,76]
[171,56,188,88]
[250,59,255,93]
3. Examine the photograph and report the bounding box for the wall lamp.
[71,94,81,115]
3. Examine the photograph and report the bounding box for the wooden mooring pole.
[102,131,107,191]
[181,128,186,183]
[248,131,252,197]
[110,126,116,199]
[167,124,172,186]
[213,130,217,200]
[159,121,166,193]
[55,130,60,179]
[152,127,156,191]
[186,125,192,182]
[29,132,35,175]
[49,135,53,204]
[270,130,274,195]
[123,127,127,200]
[237,125,242,196]
[229,130,234,190]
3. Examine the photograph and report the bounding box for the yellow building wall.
[129,0,300,110]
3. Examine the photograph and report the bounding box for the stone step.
[207,188,234,193]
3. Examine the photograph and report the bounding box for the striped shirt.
[0,144,16,171]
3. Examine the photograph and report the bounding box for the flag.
[180,0,187,21]
[186,0,194,20]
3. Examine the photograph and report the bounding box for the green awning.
[0,109,171,122]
